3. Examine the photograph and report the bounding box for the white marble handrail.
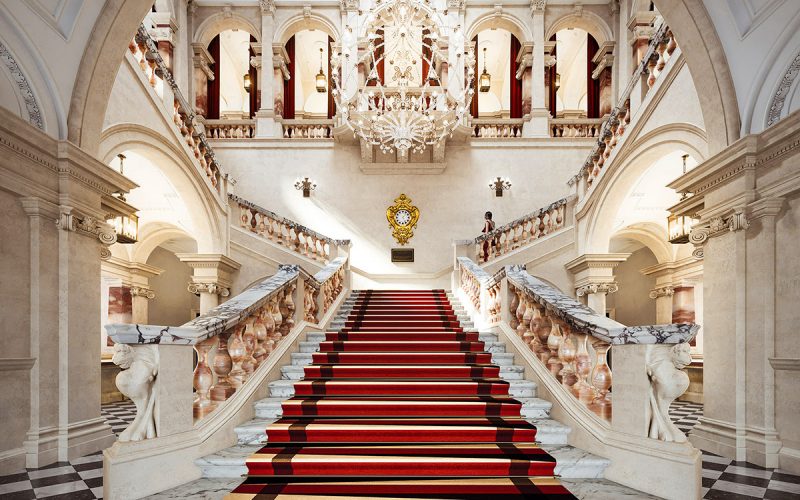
[471,197,569,263]
[457,257,698,431]
[231,194,350,263]
[105,257,348,438]
[570,21,677,191]
[130,25,225,192]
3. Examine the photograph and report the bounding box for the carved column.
[566,253,630,316]
[256,0,278,137]
[525,0,550,137]
[191,43,215,116]
[178,254,241,313]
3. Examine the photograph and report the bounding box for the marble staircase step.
[196,444,259,478]
[527,418,571,445]
[267,378,537,399]
[234,418,277,445]
[542,444,610,479]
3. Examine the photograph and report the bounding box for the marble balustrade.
[457,258,698,435]
[471,119,524,138]
[549,118,604,138]
[203,119,256,139]
[473,198,569,263]
[106,257,349,438]
[281,119,335,139]
[572,22,678,190]
[130,25,224,191]
[231,194,350,264]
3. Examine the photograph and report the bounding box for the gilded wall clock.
[386,194,420,245]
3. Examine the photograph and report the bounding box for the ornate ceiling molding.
[0,41,44,130]
[767,52,800,127]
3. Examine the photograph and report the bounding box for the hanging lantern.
[667,154,697,244]
[110,213,139,244]
[315,48,327,93]
[243,73,252,93]
[479,47,491,93]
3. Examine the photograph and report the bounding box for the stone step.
[269,379,296,398]
[268,378,536,399]
[299,341,322,353]
[499,364,524,380]
[527,418,571,445]
[517,397,553,419]
[196,444,259,478]
[234,418,277,445]
[542,444,610,479]
[291,352,313,365]
[255,397,284,419]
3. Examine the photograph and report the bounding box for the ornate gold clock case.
[386,194,420,245]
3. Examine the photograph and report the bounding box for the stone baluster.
[557,323,578,389]
[192,337,217,419]
[252,310,269,364]
[508,287,520,330]
[589,341,613,419]
[647,53,659,88]
[270,295,283,343]
[227,325,247,389]
[241,317,257,377]
[519,298,534,344]
[282,283,296,334]
[572,333,595,403]
[531,304,552,360]
[304,281,318,322]
[546,315,564,377]
[210,329,235,402]
[261,305,276,355]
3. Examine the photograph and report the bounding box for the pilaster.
[565,253,630,315]
[524,0,549,138]
[177,254,241,313]
[256,0,278,137]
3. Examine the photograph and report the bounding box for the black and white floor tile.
[1,399,798,499]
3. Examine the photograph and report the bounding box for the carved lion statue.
[113,344,159,441]
[646,343,691,442]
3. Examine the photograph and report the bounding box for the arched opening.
[470,29,523,119]
[606,238,658,325]
[205,29,258,119]
[282,29,334,120]
[548,28,601,119]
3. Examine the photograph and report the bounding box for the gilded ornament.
[386,194,420,245]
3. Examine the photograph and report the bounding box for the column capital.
[130,286,156,300]
[530,0,547,15]
[649,285,675,300]
[56,207,117,246]
[688,207,750,247]
[192,43,216,80]
[576,281,619,297]
[260,0,276,16]
[187,281,230,297]
[178,254,241,299]
[339,0,359,12]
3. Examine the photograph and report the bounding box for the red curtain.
[248,35,259,118]
[284,36,295,119]
[470,35,478,118]
[327,36,335,119]
[548,34,556,118]
[510,34,522,119]
[206,35,220,119]
[587,34,600,118]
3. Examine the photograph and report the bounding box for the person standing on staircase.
[482,211,496,262]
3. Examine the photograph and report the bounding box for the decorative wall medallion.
[386,194,420,245]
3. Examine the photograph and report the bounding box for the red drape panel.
[248,35,258,119]
[587,34,600,118]
[471,35,478,118]
[548,34,556,118]
[510,34,522,119]
[206,35,220,119]
[284,36,295,119]
[327,36,335,119]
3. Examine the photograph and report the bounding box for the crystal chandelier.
[331,0,475,154]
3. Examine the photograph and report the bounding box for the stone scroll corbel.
[645,343,691,442]
[112,344,159,441]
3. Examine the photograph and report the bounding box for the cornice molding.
[769,358,800,371]
[565,253,631,273]
[0,358,36,372]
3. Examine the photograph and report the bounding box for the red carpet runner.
[229,290,575,499]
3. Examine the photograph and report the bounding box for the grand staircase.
[198,290,609,498]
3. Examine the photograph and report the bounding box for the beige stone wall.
[607,247,657,325]
[147,247,200,325]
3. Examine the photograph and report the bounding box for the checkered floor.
[1,399,798,498]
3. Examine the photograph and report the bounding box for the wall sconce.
[243,73,252,93]
[489,177,512,197]
[315,48,327,93]
[479,47,491,93]
[294,177,317,197]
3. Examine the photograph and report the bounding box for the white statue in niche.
[646,343,691,442]
[112,344,159,441]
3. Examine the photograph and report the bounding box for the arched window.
[205,30,258,119]
[470,29,523,118]
[283,30,333,120]
[549,29,600,119]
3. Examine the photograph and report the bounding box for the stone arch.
[611,223,674,264]
[68,0,154,153]
[545,10,614,46]
[579,122,708,254]
[193,12,261,48]
[654,0,740,153]
[466,12,532,43]
[133,222,198,264]
[275,13,340,44]
[98,123,225,253]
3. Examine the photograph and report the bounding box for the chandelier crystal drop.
[330,0,475,154]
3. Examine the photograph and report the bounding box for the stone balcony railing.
[231,194,349,264]
[130,25,224,192]
[469,197,571,264]
[471,118,524,138]
[549,118,605,138]
[203,119,256,139]
[281,119,335,139]
[105,258,348,439]
[455,259,700,497]
[572,22,678,191]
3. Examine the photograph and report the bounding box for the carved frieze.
[576,282,618,297]
[57,209,117,246]
[131,286,156,300]
[0,41,44,130]
[188,282,230,297]
[688,210,750,246]
[260,0,276,14]
[649,286,675,299]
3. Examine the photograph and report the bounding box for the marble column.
[177,254,241,313]
[524,0,550,137]
[566,253,630,316]
[649,285,675,324]
[256,0,278,137]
